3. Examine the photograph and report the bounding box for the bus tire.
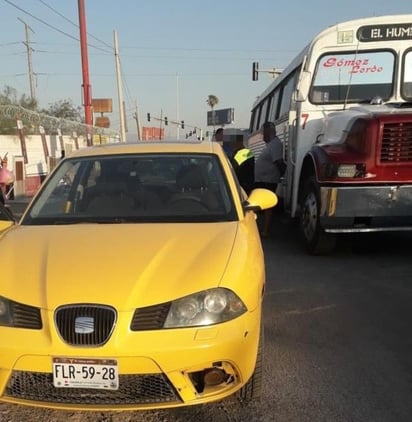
[300,177,336,255]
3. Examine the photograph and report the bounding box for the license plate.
[52,357,118,390]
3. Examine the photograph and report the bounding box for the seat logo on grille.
[75,316,94,334]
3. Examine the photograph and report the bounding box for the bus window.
[259,100,269,128]
[266,94,273,119]
[310,50,395,103]
[278,71,298,118]
[268,89,280,121]
[250,108,259,132]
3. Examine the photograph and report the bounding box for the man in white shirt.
[254,121,285,237]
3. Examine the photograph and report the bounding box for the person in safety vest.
[230,136,255,195]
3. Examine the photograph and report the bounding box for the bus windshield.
[402,50,412,100]
[310,50,395,104]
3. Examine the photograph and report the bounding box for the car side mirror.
[243,188,278,212]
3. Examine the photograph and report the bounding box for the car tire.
[299,176,336,255]
[236,324,263,404]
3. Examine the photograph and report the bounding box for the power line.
[26,45,276,62]
[119,57,134,111]
[3,0,111,53]
[0,41,21,47]
[36,0,113,50]
[4,0,78,41]
[0,51,25,56]
[121,46,296,54]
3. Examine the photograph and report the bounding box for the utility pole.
[18,18,35,101]
[114,30,126,142]
[133,100,142,141]
[159,109,163,140]
[77,0,93,135]
[176,73,180,140]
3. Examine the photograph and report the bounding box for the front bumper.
[320,184,412,233]
[0,309,261,411]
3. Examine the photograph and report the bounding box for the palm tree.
[206,95,219,129]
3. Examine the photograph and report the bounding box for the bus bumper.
[319,185,412,233]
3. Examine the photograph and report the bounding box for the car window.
[0,204,14,221]
[22,153,238,224]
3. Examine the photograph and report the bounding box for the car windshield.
[21,153,237,225]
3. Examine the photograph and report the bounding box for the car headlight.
[164,288,247,328]
[0,296,13,327]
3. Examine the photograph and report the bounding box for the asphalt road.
[1,207,412,421]
[260,218,412,422]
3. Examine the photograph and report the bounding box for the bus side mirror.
[296,70,311,102]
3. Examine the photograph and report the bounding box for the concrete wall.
[0,134,88,197]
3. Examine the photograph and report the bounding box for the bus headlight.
[337,164,357,178]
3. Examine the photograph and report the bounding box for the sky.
[1,0,412,140]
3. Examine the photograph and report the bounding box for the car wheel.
[236,324,263,404]
[300,176,336,255]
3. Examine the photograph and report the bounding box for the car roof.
[67,140,224,158]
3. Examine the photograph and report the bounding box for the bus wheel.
[300,177,336,255]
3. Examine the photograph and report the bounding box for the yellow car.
[0,140,277,411]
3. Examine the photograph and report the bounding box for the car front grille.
[381,122,412,162]
[11,301,42,329]
[5,371,181,405]
[55,305,116,346]
[130,303,171,330]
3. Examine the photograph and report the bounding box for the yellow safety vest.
[234,148,254,166]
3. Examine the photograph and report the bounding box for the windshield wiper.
[52,217,127,225]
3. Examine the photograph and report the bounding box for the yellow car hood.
[1,223,238,310]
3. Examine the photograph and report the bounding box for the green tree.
[0,84,83,135]
[0,85,37,110]
[0,85,39,134]
[206,94,219,111]
[41,99,83,122]
[0,85,18,105]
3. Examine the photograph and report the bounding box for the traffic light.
[164,117,168,125]
[181,120,184,129]
[147,112,151,122]
[252,62,259,81]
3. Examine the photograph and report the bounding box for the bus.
[248,14,412,254]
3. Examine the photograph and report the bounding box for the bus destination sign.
[357,23,412,42]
